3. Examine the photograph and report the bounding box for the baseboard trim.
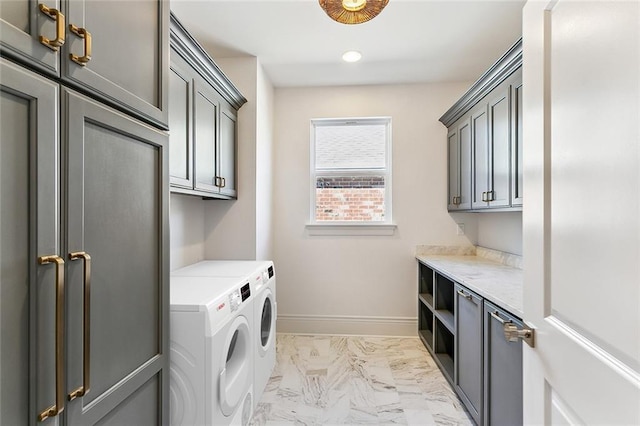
[276,314,418,337]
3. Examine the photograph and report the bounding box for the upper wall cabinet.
[440,39,522,212]
[169,13,246,200]
[1,0,169,129]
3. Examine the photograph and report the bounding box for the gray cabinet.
[484,302,523,426]
[0,0,169,128]
[168,13,245,200]
[441,39,522,212]
[417,260,523,426]
[1,57,59,426]
[0,58,170,426]
[472,77,516,210]
[455,285,483,425]
[448,117,472,210]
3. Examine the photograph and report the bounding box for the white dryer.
[170,275,254,426]
[172,261,276,408]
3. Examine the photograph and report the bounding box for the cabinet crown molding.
[439,38,522,127]
[170,13,247,110]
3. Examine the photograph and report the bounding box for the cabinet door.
[168,50,193,189]
[63,0,168,128]
[0,0,60,76]
[471,105,489,209]
[218,102,238,198]
[458,119,472,210]
[511,80,523,206]
[1,58,60,426]
[455,284,483,425]
[447,127,459,210]
[487,87,511,207]
[484,302,522,426]
[64,89,169,425]
[193,78,219,194]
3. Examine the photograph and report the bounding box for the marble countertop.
[416,254,523,318]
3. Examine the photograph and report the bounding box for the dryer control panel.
[228,283,251,312]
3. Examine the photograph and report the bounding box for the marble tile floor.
[250,334,473,426]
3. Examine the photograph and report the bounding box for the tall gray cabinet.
[1,1,169,424]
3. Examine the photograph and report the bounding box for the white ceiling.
[170,0,525,88]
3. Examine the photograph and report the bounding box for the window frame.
[307,117,395,235]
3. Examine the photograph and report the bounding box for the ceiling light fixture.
[319,0,389,25]
[342,50,362,63]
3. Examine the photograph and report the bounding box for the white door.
[522,1,640,424]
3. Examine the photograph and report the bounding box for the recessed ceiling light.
[342,50,362,63]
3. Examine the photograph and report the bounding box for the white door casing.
[523,1,640,424]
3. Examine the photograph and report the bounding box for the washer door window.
[259,292,275,354]
[219,316,251,417]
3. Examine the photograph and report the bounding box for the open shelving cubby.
[418,261,457,386]
[434,318,455,381]
[434,273,455,332]
[418,263,435,350]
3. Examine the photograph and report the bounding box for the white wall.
[170,193,205,271]
[202,57,275,261]
[477,212,523,255]
[273,83,477,336]
[256,64,275,260]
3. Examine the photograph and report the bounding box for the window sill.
[305,223,397,236]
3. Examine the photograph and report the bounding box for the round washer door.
[219,315,251,417]
[258,289,275,356]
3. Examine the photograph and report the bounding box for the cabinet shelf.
[435,310,455,333]
[419,293,434,309]
[435,352,454,381]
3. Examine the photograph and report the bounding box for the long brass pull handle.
[37,255,65,422]
[39,4,65,51]
[68,252,91,401]
[69,25,92,66]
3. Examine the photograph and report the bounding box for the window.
[309,117,393,233]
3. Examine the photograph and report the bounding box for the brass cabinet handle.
[215,176,221,187]
[68,252,91,401]
[457,289,472,301]
[221,177,226,188]
[39,4,66,51]
[69,25,92,66]
[37,255,66,422]
[487,190,495,202]
[482,191,488,202]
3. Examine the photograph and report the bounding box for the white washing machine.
[172,261,276,408]
[170,275,254,426]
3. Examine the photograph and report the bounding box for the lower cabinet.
[484,302,523,426]
[455,285,483,425]
[418,261,523,426]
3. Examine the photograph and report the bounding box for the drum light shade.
[319,0,390,25]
